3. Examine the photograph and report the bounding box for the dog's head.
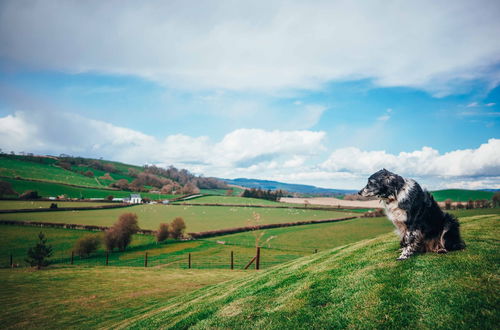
[358,169,404,199]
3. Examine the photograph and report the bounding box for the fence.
[2,241,319,270]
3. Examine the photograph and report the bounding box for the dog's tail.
[443,213,466,251]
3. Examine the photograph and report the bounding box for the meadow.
[0,200,115,210]
[431,188,494,201]
[1,177,174,200]
[0,157,103,188]
[0,204,355,232]
[119,211,500,329]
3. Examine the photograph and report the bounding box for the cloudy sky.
[1,0,500,190]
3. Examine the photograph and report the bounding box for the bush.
[84,170,94,178]
[169,217,186,239]
[104,213,140,251]
[156,223,170,242]
[19,190,40,199]
[49,203,58,209]
[74,234,102,257]
[444,199,452,210]
[25,232,53,270]
[492,192,500,207]
[106,195,114,201]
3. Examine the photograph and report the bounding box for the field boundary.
[0,216,359,238]
[0,203,133,214]
[172,202,372,211]
[0,175,119,191]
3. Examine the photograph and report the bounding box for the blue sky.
[1,0,499,189]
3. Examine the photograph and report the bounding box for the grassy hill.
[114,212,499,329]
[431,189,494,202]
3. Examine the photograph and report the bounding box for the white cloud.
[466,102,480,108]
[1,0,499,95]
[321,139,500,177]
[486,102,496,107]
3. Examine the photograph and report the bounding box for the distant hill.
[221,178,357,196]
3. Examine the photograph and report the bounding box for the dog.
[358,169,465,260]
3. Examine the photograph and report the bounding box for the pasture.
[0,267,245,329]
[0,204,355,231]
[1,177,174,199]
[431,189,494,202]
[120,211,500,329]
[0,157,102,188]
[0,200,115,210]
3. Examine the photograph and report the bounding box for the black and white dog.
[359,169,465,260]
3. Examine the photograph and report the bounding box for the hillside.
[0,154,226,198]
[115,212,499,329]
[222,178,357,196]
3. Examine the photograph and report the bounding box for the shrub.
[25,232,53,270]
[104,213,140,251]
[156,223,170,242]
[49,203,58,209]
[493,192,500,207]
[74,234,102,257]
[106,195,114,201]
[169,217,186,239]
[444,199,452,210]
[84,170,94,178]
[19,190,40,199]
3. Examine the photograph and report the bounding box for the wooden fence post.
[71,251,74,265]
[256,247,260,270]
[230,251,234,270]
[144,252,148,267]
[244,256,256,270]
[106,251,109,266]
[314,249,318,254]
[10,254,13,267]
[188,253,191,269]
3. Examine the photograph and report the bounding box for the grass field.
[176,195,285,206]
[0,157,103,188]
[0,267,245,329]
[117,211,500,329]
[0,216,393,269]
[1,177,175,200]
[431,189,494,201]
[0,200,115,210]
[0,204,355,232]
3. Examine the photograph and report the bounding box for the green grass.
[117,210,499,329]
[1,216,393,269]
[0,225,155,267]
[1,177,174,199]
[176,195,286,206]
[206,216,394,252]
[0,267,245,329]
[0,200,114,210]
[0,204,355,231]
[431,189,494,202]
[0,157,103,188]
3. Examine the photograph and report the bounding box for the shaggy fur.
[359,169,465,260]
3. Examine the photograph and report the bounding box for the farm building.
[124,194,142,204]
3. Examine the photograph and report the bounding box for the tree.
[492,192,500,208]
[74,234,102,257]
[26,232,53,270]
[169,217,186,239]
[106,195,114,201]
[181,182,200,195]
[104,213,140,251]
[110,179,130,190]
[0,181,17,197]
[444,199,452,210]
[156,223,170,242]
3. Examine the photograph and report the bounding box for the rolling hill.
[113,212,499,329]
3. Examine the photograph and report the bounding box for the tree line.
[241,188,287,201]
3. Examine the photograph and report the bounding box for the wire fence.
[2,241,314,270]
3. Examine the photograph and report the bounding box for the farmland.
[0,204,355,231]
[0,209,497,328]
[116,211,500,329]
[431,189,494,202]
[0,200,115,210]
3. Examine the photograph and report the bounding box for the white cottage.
[125,194,142,204]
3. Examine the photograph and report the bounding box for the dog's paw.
[436,248,448,254]
[396,256,408,261]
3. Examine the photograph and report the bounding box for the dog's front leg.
[397,230,422,260]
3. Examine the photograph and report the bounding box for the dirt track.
[280,197,382,208]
